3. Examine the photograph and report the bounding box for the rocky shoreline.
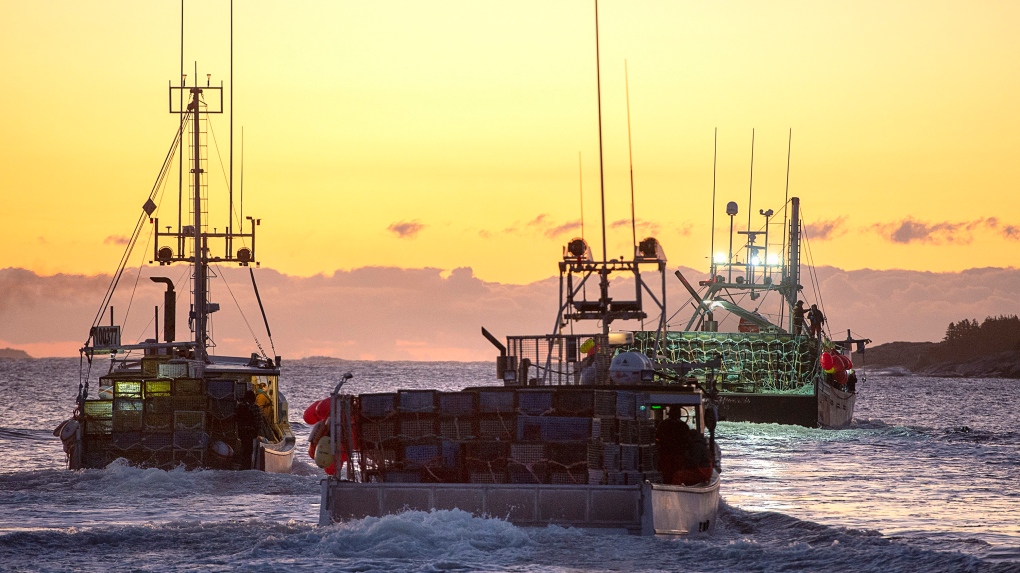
[855,342,1020,379]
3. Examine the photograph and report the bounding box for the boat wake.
[1,493,1014,572]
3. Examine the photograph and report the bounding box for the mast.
[189,84,209,361]
[785,196,802,332]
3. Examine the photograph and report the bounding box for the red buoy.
[820,352,835,374]
[303,398,330,424]
[838,354,853,370]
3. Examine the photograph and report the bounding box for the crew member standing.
[656,406,712,485]
[792,300,806,335]
[808,304,826,338]
[235,390,261,470]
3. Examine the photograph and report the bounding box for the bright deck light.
[767,253,781,266]
[714,252,727,264]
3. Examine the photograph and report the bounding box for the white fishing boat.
[628,193,870,428]
[317,373,720,535]
[56,29,294,471]
[316,0,719,534]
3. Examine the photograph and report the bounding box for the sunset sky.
[1,1,1018,359]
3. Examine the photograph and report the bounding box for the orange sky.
[2,2,1019,296]
[1,1,1020,283]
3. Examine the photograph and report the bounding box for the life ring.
[308,418,329,459]
[314,436,334,469]
[209,440,234,459]
[53,419,80,454]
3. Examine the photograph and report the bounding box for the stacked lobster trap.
[344,387,664,485]
[78,359,248,470]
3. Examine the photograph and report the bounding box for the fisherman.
[235,390,261,470]
[792,300,806,335]
[254,381,279,439]
[656,406,713,486]
[579,339,599,385]
[808,304,826,338]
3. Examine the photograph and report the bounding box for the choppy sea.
[1,357,1017,572]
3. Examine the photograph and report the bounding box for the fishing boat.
[317,218,719,535]
[56,59,294,472]
[318,339,720,535]
[627,195,869,428]
[318,1,719,533]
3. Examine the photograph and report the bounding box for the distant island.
[0,348,33,360]
[855,315,1020,378]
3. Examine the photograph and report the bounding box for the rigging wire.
[79,113,189,399]
[798,208,829,338]
[122,164,175,346]
[87,113,191,344]
[126,266,191,357]
[207,115,251,250]
[213,263,272,359]
[207,119,242,240]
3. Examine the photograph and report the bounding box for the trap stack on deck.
[79,358,249,470]
[353,387,661,485]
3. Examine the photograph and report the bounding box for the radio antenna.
[710,127,718,276]
[578,152,585,240]
[625,59,637,254]
[594,0,607,262]
[178,0,184,256]
[747,128,755,233]
[228,0,235,255]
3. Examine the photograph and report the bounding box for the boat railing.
[506,333,613,386]
[627,331,819,393]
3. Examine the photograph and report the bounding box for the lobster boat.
[625,196,869,428]
[316,236,720,535]
[317,1,720,532]
[56,49,294,472]
[317,382,720,535]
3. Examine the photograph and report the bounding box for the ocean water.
[1,357,1017,572]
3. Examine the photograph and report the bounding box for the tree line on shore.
[939,315,1020,361]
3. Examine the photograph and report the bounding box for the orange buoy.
[838,354,853,370]
[820,351,835,374]
[835,368,848,386]
[303,401,320,424]
[303,398,331,424]
[315,398,331,421]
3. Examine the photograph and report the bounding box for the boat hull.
[817,382,856,429]
[716,391,819,427]
[319,474,719,535]
[260,437,296,473]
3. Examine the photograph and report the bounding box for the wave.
[1,506,1014,573]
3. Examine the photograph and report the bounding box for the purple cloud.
[873,217,993,245]
[804,217,847,241]
[544,221,581,238]
[387,220,425,239]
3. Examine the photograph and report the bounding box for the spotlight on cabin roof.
[637,237,666,262]
[564,238,593,262]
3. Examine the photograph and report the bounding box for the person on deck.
[254,382,279,440]
[235,390,261,470]
[792,300,806,335]
[656,406,713,486]
[808,304,826,338]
